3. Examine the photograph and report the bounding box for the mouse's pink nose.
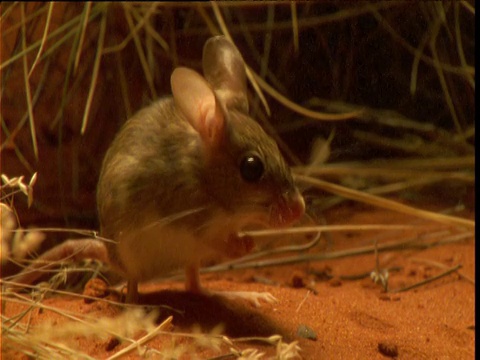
[270,188,305,227]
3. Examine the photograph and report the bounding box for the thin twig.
[28,2,54,77]
[73,2,92,74]
[295,174,475,229]
[239,224,416,238]
[295,290,311,313]
[106,316,173,360]
[410,257,474,285]
[389,264,462,293]
[202,232,472,273]
[81,6,107,134]
[251,70,363,121]
[20,3,38,159]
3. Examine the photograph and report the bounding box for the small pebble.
[297,324,317,341]
[105,336,120,351]
[378,294,401,302]
[328,278,342,287]
[378,341,398,358]
[291,272,306,288]
[310,266,333,281]
[83,278,109,303]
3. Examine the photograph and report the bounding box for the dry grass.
[0,1,475,358]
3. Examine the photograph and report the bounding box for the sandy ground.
[1,202,475,359]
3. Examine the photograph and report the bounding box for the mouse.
[9,36,305,305]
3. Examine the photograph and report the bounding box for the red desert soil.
[1,202,475,359]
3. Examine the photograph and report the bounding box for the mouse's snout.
[270,188,305,227]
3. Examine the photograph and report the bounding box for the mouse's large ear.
[202,36,249,114]
[171,67,224,147]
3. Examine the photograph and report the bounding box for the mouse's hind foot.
[214,290,278,307]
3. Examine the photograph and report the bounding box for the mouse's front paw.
[219,290,278,307]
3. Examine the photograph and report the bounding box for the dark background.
[1,2,474,243]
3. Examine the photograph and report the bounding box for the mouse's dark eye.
[240,154,264,182]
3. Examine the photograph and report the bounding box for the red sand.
[1,203,475,359]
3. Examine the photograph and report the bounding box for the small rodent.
[11,36,305,303]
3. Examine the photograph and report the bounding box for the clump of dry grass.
[2,2,474,174]
[1,173,44,263]
[2,286,302,359]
